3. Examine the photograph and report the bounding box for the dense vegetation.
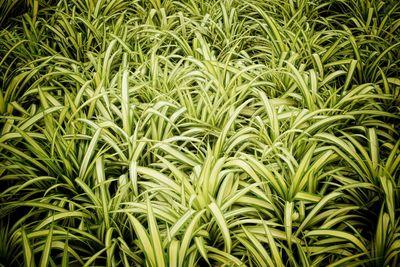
[1,0,399,266]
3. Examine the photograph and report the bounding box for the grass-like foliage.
[1,0,399,266]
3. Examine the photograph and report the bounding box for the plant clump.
[0,0,399,266]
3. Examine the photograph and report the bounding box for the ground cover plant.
[0,0,399,266]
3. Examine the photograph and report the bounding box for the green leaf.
[208,202,231,253]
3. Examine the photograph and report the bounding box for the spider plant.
[0,0,399,266]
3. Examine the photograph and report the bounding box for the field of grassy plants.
[0,0,399,266]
